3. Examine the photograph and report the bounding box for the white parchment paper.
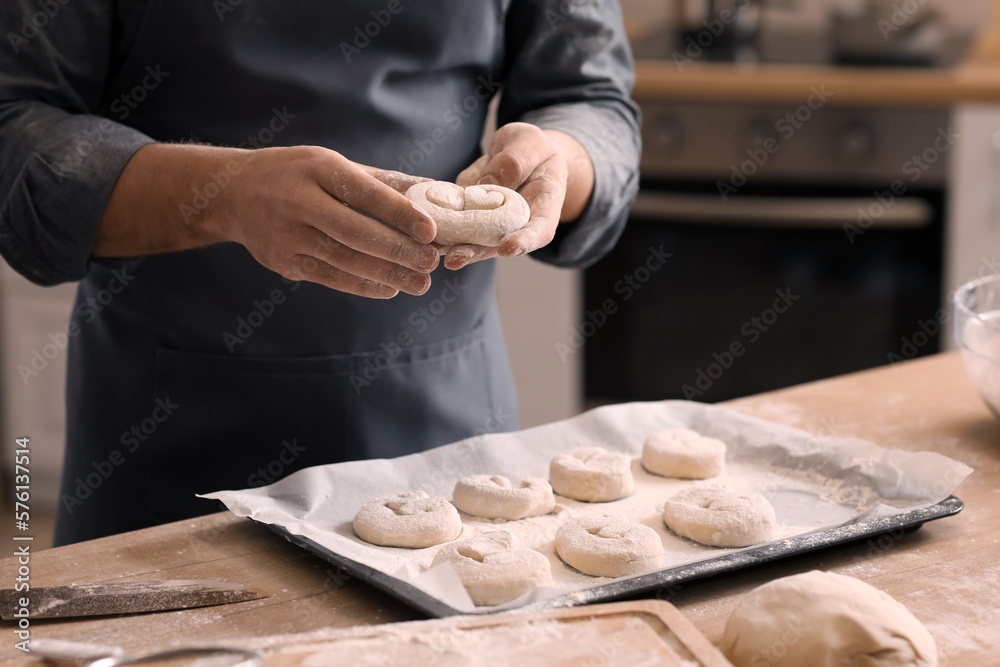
[202,400,972,613]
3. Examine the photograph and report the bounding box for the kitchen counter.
[1,352,997,664]
[634,55,1000,106]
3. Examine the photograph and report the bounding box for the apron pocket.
[147,321,494,524]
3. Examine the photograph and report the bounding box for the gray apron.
[55,0,518,545]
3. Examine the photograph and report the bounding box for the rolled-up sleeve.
[0,1,154,286]
[500,0,641,269]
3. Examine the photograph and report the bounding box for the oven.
[584,101,949,404]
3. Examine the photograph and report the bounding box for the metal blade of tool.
[0,579,266,620]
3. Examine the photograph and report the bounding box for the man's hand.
[222,147,439,298]
[442,122,594,270]
[95,144,439,299]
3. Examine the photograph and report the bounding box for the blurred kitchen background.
[4,0,1000,547]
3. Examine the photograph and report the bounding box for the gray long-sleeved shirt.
[0,0,640,286]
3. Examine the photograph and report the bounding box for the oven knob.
[836,121,876,162]
[749,120,779,148]
[656,117,685,154]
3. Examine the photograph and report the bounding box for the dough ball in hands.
[452,475,555,520]
[721,570,937,667]
[642,428,726,479]
[549,447,635,502]
[662,485,775,548]
[404,181,530,246]
[431,531,553,606]
[554,514,663,578]
[353,491,462,548]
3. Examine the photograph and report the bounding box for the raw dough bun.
[549,447,634,502]
[353,491,462,548]
[661,485,775,547]
[554,514,663,578]
[405,181,530,246]
[452,475,555,520]
[721,570,938,667]
[642,428,726,479]
[431,531,553,606]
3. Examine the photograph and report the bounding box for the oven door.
[583,182,944,404]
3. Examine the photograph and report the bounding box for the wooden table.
[1,352,997,664]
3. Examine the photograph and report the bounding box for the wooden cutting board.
[241,600,732,666]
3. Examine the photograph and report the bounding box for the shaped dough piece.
[662,485,775,547]
[353,491,462,548]
[431,531,553,606]
[452,475,555,520]
[549,447,634,502]
[642,428,726,479]
[722,570,938,667]
[405,181,530,246]
[554,514,663,578]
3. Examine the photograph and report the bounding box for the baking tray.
[258,494,963,618]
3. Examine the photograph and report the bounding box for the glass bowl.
[953,274,1000,418]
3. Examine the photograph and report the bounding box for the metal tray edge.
[255,494,964,618]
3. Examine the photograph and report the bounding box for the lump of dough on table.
[405,181,530,246]
[353,491,462,548]
[549,447,634,502]
[554,513,663,578]
[452,474,555,520]
[431,531,552,606]
[721,570,938,667]
[661,485,775,548]
[642,428,726,479]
